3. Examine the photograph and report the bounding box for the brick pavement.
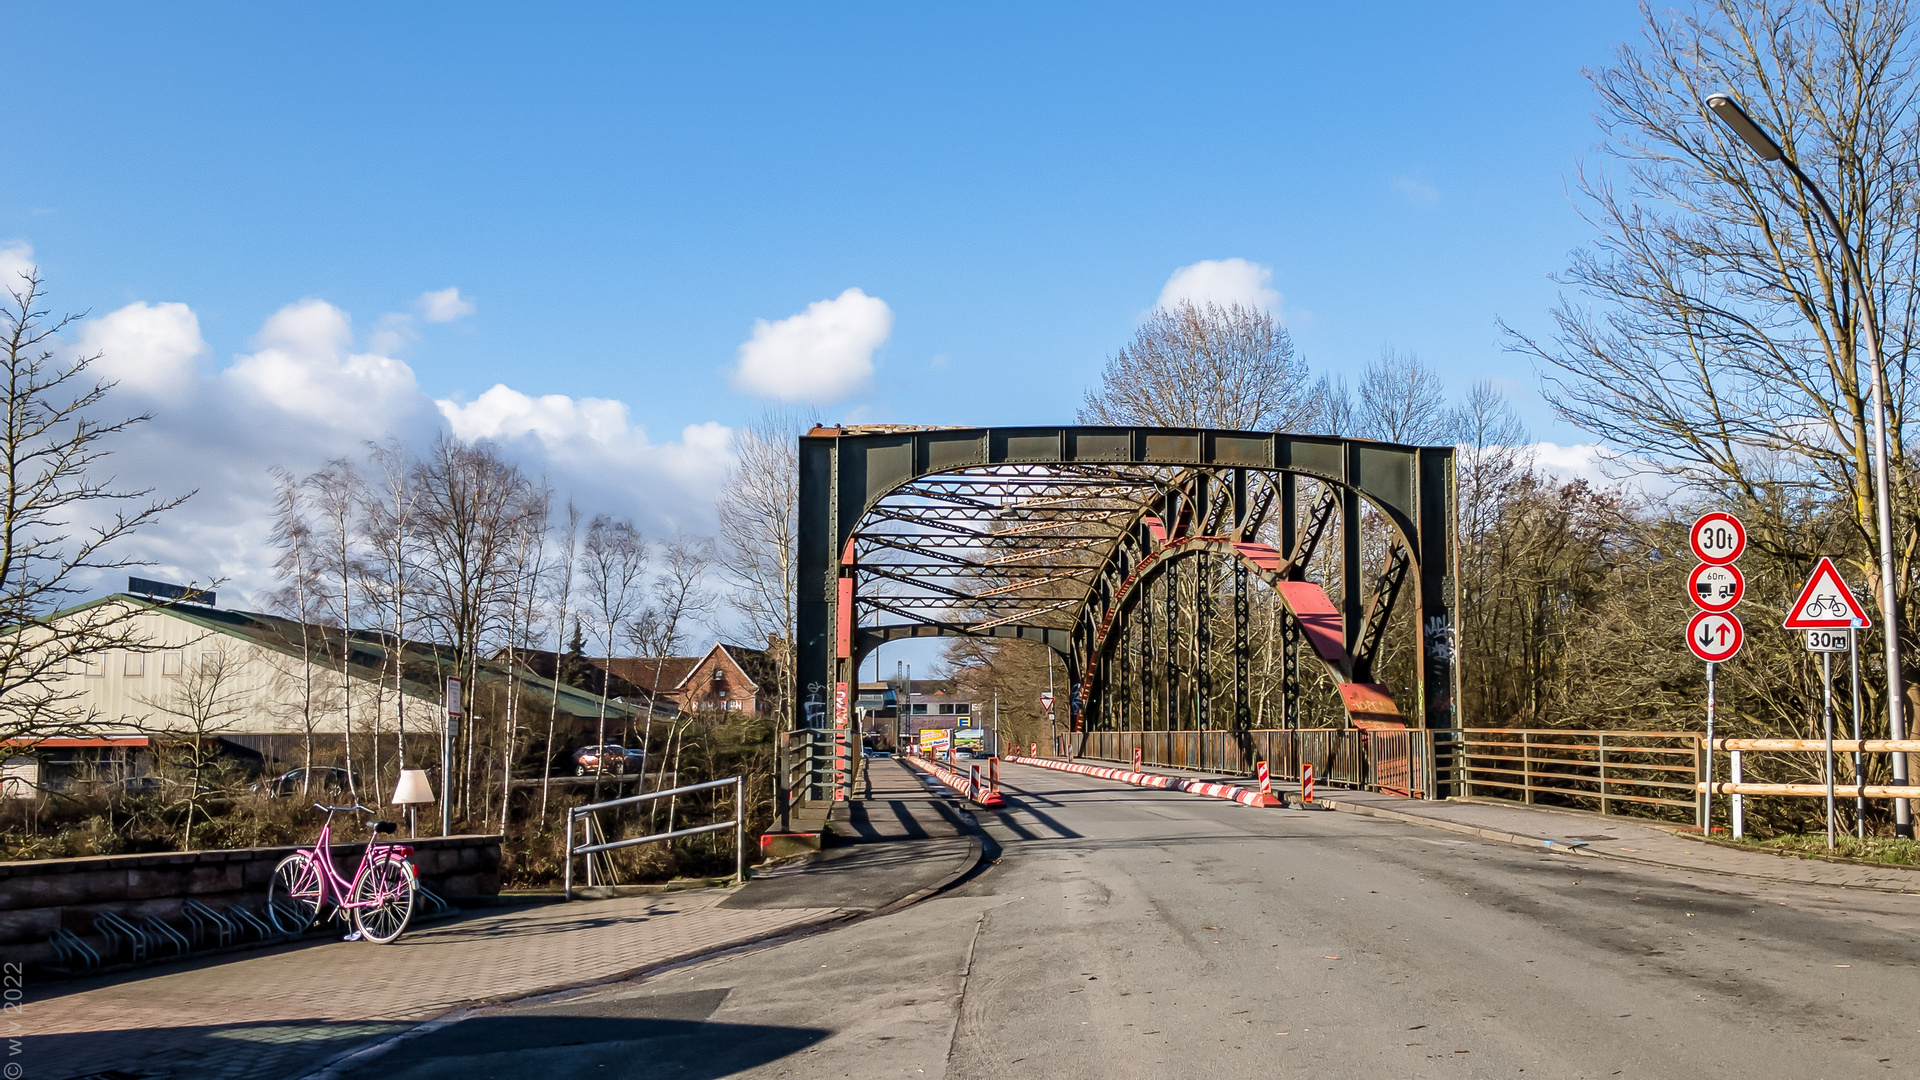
[27,890,849,1080]
[24,758,978,1080]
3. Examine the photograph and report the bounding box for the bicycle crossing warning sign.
[1782,556,1869,629]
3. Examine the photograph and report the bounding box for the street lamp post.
[1708,93,1912,837]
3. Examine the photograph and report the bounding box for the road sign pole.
[1702,661,1715,833]
[1851,627,1866,838]
[1823,650,1836,851]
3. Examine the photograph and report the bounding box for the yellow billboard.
[918,728,952,755]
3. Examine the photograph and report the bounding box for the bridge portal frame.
[796,424,1457,744]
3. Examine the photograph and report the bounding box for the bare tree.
[540,503,581,818]
[307,459,365,798]
[267,468,322,790]
[1507,0,1920,635]
[717,409,811,725]
[1355,348,1450,444]
[496,484,551,832]
[138,647,248,852]
[1079,300,1313,430]
[581,513,647,799]
[360,440,417,775]
[412,435,531,821]
[0,272,192,743]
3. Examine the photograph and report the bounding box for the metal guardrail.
[1454,728,1702,819]
[564,776,745,900]
[776,729,838,831]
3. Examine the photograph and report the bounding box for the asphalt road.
[349,762,1920,1079]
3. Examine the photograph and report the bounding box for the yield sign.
[1686,611,1743,662]
[1039,691,1055,712]
[1782,557,1870,629]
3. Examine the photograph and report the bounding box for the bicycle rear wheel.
[349,858,415,944]
[267,852,323,934]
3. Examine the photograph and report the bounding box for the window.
[123,653,145,677]
[198,650,222,674]
[954,703,971,716]
[84,656,105,679]
[161,651,184,677]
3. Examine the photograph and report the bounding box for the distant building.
[513,642,777,716]
[2,593,653,795]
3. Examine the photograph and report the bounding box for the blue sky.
[4,2,1647,617]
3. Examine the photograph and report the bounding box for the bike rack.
[93,911,149,964]
[227,902,279,942]
[414,883,456,919]
[47,928,100,974]
[182,899,236,949]
[142,915,191,959]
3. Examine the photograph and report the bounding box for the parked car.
[253,767,352,799]
[573,745,642,776]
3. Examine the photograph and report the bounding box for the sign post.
[442,677,462,837]
[1851,625,1866,838]
[1687,513,1747,832]
[1783,557,1871,849]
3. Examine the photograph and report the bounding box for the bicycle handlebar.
[313,803,374,814]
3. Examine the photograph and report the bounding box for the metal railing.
[564,776,745,900]
[1453,728,1702,821]
[775,728,838,831]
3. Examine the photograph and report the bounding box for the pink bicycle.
[266,803,417,944]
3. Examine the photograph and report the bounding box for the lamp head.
[1707,93,1785,162]
[392,768,436,805]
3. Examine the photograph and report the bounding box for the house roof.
[52,594,666,721]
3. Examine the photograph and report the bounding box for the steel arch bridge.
[796,425,1457,754]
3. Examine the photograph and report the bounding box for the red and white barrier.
[1132,747,1144,768]
[1300,762,1314,802]
[1003,755,1283,809]
[903,753,1006,808]
[1257,760,1271,794]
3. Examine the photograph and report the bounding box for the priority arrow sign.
[1783,557,1870,629]
[1686,610,1744,663]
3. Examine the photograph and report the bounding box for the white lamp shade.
[392,768,436,805]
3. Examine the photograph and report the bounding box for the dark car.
[573,745,642,776]
[253,767,352,799]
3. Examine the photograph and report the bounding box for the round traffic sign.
[1690,512,1746,565]
[1686,562,1744,613]
[1686,610,1744,662]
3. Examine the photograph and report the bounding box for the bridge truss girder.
[796,425,1457,742]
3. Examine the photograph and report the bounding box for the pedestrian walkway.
[23,759,979,1080]
[1010,756,1920,895]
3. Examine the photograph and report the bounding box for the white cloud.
[0,242,38,298]
[417,287,475,323]
[1392,176,1440,206]
[75,302,209,403]
[225,299,421,434]
[1156,258,1282,316]
[732,287,892,402]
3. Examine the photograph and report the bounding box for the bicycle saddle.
[369,820,398,834]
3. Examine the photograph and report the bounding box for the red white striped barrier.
[1257,760,1271,794]
[903,753,1006,808]
[1132,747,1144,768]
[1301,762,1314,802]
[1003,755,1283,809]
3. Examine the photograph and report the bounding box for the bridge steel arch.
[795,424,1457,752]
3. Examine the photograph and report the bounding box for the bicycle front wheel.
[350,858,415,944]
[267,852,323,934]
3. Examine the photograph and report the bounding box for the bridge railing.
[774,728,839,832]
[1451,728,1701,822]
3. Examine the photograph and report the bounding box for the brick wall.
[0,833,501,969]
